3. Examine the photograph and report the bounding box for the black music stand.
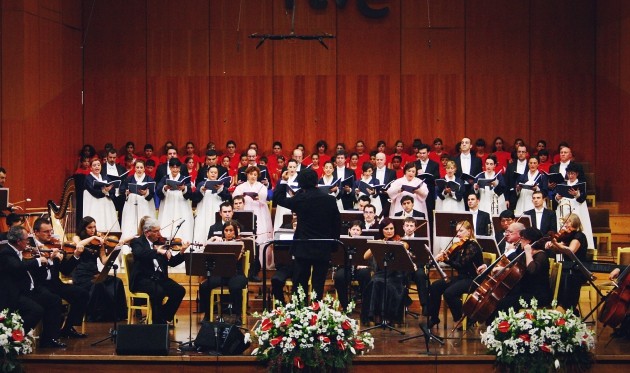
[91,248,122,346]
[178,248,207,352]
[203,243,243,321]
[433,211,473,240]
[491,214,531,232]
[476,235,501,256]
[334,236,374,310]
[362,241,416,335]
[0,188,9,212]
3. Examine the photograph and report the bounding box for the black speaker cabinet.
[116,324,169,355]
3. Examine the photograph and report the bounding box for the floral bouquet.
[480,299,595,373]
[1,309,34,373]
[251,286,374,372]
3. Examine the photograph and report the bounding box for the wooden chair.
[122,253,153,324]
[548,258,562,304]
[589,208,611,254]
[616,247,630,265]
[209,251,250,324]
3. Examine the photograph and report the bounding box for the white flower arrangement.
[1,309,34,373]
[480,298,595,373]
[251,286,374,371]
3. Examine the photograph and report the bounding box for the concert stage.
[20,302,630,373]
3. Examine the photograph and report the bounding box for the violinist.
[129,218,188,325]
[71,216,127,322]
[30,217,90,339]
[546,214,588,315]
[427,220,483,329]
[360,218,413,325]
[607,267,630,339]
[486,228,551,323]
[198,220,248,325]
[333,220,372,311]
[0,225,65,348]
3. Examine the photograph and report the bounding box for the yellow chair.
[616,247,630,265]
[548,258,562,303]
[209,250,250,324]
[122,253,154,324]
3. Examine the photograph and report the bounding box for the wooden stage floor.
[20,302,630,372]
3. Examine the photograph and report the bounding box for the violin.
[154,236,184,251]
[438,238,469,262]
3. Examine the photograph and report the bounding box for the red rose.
[556,318,566,326]
[294,356,304,369]
[12,330,24,343]
[261,318,272,332]
[311,301,320,311]
[354,339,365,350]
[337,340,345,351]
[270,336,283,346]
[525,313,535,320]
[540,343,551,353]
[310,314,318,326]
[498,321,510,333]
[342,320,351,330]
[519,334,530,342]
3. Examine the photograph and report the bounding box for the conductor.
[273,168,341,301]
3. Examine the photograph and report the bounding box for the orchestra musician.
[360,218,413,325]
[71,216,127,322]
[198,220,248,324]
[128,218,188,325]
[28,217,90,338]
[427,220,483,329]
[608,267,630,339]
[333,220,372,311]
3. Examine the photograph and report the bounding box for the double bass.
[599,266,630,328]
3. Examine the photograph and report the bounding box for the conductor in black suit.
[129,218,186,324]
[453,138,482,207]
[467,193,491,236]
[273,168,341,301]
[0,226,65,348]
[524,191,557,234]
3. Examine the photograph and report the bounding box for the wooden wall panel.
[208,0,273,153]
[530,0,596,161]
[336,1,401,151]
[147,0,210,153]
[83,0,147,152]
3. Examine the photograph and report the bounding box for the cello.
[598,266,630,328]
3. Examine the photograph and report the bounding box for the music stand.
[204,243,244,321]
[362,229,379,237]
[433,211,473,254]
[362,241,416,335]
[491,214,531,232]
[340,210,363,223]
[0,188,9,212]
[91,248,122,346]
[335,235,374,309]
[476,235,501,256]
[233,211,255,235]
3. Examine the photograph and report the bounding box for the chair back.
[482,252,496,266]
[617,247,630,265]
[589,208,611,233]
[122,253,134,284]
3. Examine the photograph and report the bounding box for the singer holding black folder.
[157,158,194,242]
[129,218,188,325]
[120,160,156,239]
[83,157,121,232]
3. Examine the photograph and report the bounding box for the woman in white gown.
[554,163,594,249]
[273,159,299,231]
[120,160,156,239]
[83,158,121,232]
[156,158,194,242]
[354,162,383,216]
[514,156,547,215]
[192,165,231,243]
[318,161,343,211]
[387,162,429,217]
[434,160,465,253]
[474,154,506,216]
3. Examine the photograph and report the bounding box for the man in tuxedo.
[373,152,396,213]
[332,152,356,210]
[207,201,234,238]
[414,144,439,225]
[361,204,379,230]
[237,148,270,188]
[524,191,557,234]
[30,218,89,339]
[196,149,229,185]
[129,218,186,324]
[467,193,491,236]
[394,195,426,218]
[505,145,529,210]
[453,138,482,206]
[155,147,189,183]
[273,168,341,301]
[0,226,66,348]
